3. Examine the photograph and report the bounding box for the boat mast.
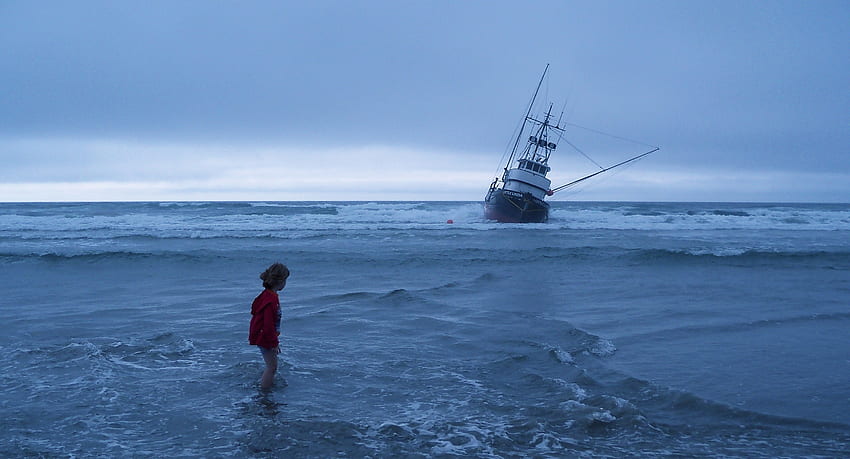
[504,64,549,178]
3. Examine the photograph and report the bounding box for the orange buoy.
[446,219,454,224]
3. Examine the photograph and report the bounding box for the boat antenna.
[556,100,567,128]
[504,64,549,176]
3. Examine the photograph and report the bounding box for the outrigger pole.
[549,147,659,194]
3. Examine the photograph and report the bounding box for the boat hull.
[484,188,549,223]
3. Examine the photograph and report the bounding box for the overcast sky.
[1,0,847,202]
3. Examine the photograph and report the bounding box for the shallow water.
[1,201,848,457]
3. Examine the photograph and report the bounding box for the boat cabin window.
[519,159,549,174]
[519,159,548,174]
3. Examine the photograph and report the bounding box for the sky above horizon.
[1,0,848,202]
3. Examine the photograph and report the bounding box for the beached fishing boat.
[484,66,659,223]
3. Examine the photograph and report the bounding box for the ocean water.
[1,201,848,457]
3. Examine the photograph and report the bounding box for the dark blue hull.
[484,188,549,223]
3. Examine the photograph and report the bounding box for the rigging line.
[561,138,604,170]
[556,157,647,200]
[550,147,659,193]
[563,122,658,149]
[528,116,565,131]
[495,121,523,178]
[552,179,591,200]
[506,64,549,173]
[556,99,568,127]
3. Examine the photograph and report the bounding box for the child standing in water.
[249,262,290,390]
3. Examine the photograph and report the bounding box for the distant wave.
[549,202,850,231]
[708,209,752,217]
[0,250,212,263]
[617,311,850,343]
[403,245,850,266]
[3,201,849,234]
[4,245,848,269]
[158,201,341,216]
[628,248,850,264]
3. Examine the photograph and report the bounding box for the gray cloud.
[1,1,848,201]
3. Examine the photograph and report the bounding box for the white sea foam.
[589,410,617,423]
[3,203,848,242]
[553,379,588,400]
[588,338,617,357]
[551,346,576,364]
[548,203,850,231]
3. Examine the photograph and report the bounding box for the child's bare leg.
[260,348,278,389]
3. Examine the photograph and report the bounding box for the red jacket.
[249,289,281,348]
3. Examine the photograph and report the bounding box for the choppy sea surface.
[1,201,848,457]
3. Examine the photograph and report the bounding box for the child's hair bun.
[261,262,290,288]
